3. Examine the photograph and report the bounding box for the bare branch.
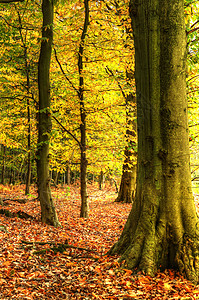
[187,26,199,36]
[105,66,127,100]
[0,0,24,3]
[52,114,81,150]
[53,47,79,94]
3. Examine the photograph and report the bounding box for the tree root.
[1,198,28,204]
[109,225,199,283]
[176,235,199,284]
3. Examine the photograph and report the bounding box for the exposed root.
[176,235,199,284]
[120,232,145,270]
[109,213,165,277]
[110,227,199,283]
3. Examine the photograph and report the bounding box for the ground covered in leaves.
[0,183,199,299]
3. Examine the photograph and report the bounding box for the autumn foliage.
[0,184,199,299]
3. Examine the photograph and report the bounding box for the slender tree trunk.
[79,0,89,218]
[54,171,59,186]
[16,2,32,194]
[109,0,199,283]
[116,94,137,203]
[37,0,60,227]
[25,50,31,195]
[66,166,71,185]
[1,145,6,185]
[98,170,104,190]
[25,129,31,194]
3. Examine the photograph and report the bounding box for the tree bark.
[116,94,137,203]
[79,0,89,218]
[37,0,60,227]
[109,0,199,283]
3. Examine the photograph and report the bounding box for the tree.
[109,0,199,283]
[37,0,60,226]
[51,0,130,212]
[78,0,89,218]
[15,7,33,194]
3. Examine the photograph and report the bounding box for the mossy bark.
[109,0,199,283]
[37,0,60,227]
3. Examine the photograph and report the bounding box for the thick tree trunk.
[79,0,89,218]
[116,94,137,203]
[116,165,136,203]
[109,0,199,283]
[37,0,60,227]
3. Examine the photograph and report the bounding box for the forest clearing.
[0,183,198,299]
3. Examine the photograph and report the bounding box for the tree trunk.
[116,94,137,203]
[37,0,60,227]
[98,170,105,190]
[1,145,6,185]
[25,150,31,194]
[79,0,89,218]
[66,166,71,185]
[25,123,31,194]
[109,0,199,283]
[25,51,31,195]
[15,0,31,194]
[116,165,136,203]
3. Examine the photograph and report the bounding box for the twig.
[2,198,27,204]
[63,254,99,261]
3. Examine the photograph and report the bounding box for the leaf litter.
[0,183,198,299]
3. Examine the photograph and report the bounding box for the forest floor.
[0,183,199,299]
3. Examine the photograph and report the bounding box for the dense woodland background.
[0,0,198,191]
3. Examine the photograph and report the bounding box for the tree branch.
[105,66,127,100]
[21,240,99,254]
[187,27,199,36]
[0,0,24,3]
[52,114,82,149]
[53,47,79,94]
